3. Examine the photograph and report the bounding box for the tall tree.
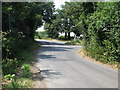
[2,2,55,39]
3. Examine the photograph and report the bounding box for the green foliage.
[2,2,55,39]
[3,65,33,89]
[2,58,19,75]
[2,30,40,89]
[58,36,66,40]
[35,31,49,39]
[7,81,24,89]
[2,30,40,75]
[84,2,120,63]
[4,74,15,81]
[44,22,60,39]
[21,64,31,78]
[45,2,96,40]
[2,2,120,89]
[51,2,120,64]
[2,31,25,59]
[2,2,55,88]
[6,78,33,88]
[3,74,24,89]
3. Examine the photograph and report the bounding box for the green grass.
[21,64,32,78]
[79,48,119,69]
[2,40,41,89]
[5,78,33,89]
[65,39,83,45]
[17,40,40,63]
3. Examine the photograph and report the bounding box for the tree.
[2,2,55,39]
[2,2,55,59]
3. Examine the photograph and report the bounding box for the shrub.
[84,2,120,63]
[21,64,31,78]
[4,74,15,81]
[35,31,49,39]
[2,58,19,75]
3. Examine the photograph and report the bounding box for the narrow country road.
[35,39,118,88]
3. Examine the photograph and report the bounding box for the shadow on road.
[35,40,74,82]
[33,69,61,82]
[40,46,72,52]
[36,40,75,62]
[41,69,61,76]
[36,40,65,45]
[38,54,56,59]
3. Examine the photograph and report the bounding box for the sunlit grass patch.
[6,78,33,88]
[65,39,83,45]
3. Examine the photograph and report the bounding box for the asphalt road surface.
[35,39,118,88]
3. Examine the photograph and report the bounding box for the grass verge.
[79,48,118,70]
[65,39,83,45]
[36,38,70,43]
[2,40,41,89]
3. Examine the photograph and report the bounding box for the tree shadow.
[40,46,73,52]
[33,69,61,81]
[34,40,74,81]
[33,73,46,81]
[36,40,75,62]
[41,69,61,79]
[38,54,56,59]
[41,69,61,75]
[36,40,65,45]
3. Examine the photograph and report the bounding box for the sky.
[54,0,70,9]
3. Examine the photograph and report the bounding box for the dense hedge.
[85,2,120,63]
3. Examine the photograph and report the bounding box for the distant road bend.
[35,39,118,88]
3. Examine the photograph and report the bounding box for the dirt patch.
[77,49,118,70]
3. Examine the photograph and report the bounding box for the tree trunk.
[65,32,67,40]
[68,32,71,40]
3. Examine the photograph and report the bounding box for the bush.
[2,58,19,75]
[21,64,31,78]
[84,2,120,63]
[35,31,49,39]
[58,36,65,40]
[2,30,40,75]
[4,74,15,81]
